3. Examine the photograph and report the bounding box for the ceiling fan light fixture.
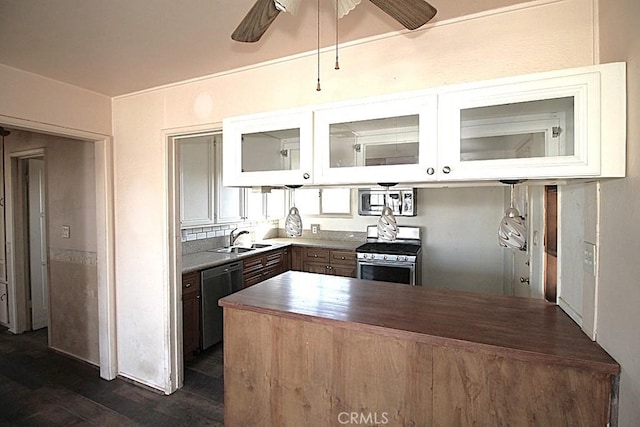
[333,0,362,19]
[274,0,301,15]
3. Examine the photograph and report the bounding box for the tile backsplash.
[181,220,280,255]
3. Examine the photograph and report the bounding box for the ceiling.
[0,0,527,97]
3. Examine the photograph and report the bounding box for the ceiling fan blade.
[231,0,281,43]
[368,0,437,31]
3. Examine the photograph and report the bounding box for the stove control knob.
[383,255,388,260]
[397,256,403,262]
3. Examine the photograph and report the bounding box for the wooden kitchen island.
[219,271,619,426]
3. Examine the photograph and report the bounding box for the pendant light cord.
[316,0,321,91]
[335,0,340,70]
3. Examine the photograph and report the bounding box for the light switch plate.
[62,225,70,239]
[583,241,596,276]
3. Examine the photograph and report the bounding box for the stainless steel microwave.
[358,188,417,216]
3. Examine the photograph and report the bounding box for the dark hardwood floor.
[0,327,225,426]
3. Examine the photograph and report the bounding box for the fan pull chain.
[316,0,321,91]
[334,0,340,70]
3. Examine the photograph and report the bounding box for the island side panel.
[223,307,434,426]
[432,346,613,426]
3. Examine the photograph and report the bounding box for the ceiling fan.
[231,0,438,43]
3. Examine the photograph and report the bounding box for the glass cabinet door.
[438,72,602,180]
[314,95,437,185]
[223,109,313,187]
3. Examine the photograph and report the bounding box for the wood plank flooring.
[0,327,225,426]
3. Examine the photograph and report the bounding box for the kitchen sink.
[208,246,255,254]
[250,243,272,249]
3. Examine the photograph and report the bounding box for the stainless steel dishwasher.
[200,261,242,350]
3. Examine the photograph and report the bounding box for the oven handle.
[357,259,416,267]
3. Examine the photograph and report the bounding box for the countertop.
[181,238,363,274]
[219,271,620,375]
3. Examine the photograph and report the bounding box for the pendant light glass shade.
[377,185,398,241]
[285,187,302,237]
[498,184,527,250]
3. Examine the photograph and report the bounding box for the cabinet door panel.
[314,95,438,185]
[304,262,330,275]
[437,64,626,180]
[179,136,214,227]
[223,110,314,187]
[182,272,201,360]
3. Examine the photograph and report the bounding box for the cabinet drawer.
[330,250,356,266]
[242,254,265,275]
[182,271,200,292]
[304,247,330,262]
[265,250,283,268]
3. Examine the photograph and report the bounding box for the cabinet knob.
[196,295,200,299]
[303,172,310,180]
[442,166,451,174]
[426,167,435,175]
[185,283,191,288]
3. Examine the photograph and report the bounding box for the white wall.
[596,0,640,424]
[0,64,111,136]
[112,0,595,391]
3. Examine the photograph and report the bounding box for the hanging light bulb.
[377,183,398,241]
[498,182,527,250]
[285,185,303,237]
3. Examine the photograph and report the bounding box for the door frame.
[0,116,117,381]
[164,122,221,392]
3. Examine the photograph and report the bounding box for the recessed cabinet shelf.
[222,63,626,187]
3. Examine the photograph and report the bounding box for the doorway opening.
[0,122,116,381]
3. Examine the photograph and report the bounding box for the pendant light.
[285,185,303,237]
[377,183,398,241]
[498,181,527,250]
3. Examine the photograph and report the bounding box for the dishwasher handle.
[201,261,242,280]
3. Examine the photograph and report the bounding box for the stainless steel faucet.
[230,228,250,246]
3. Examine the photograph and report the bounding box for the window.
[295,188,351,216]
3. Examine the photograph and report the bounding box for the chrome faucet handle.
[229,228,238,246]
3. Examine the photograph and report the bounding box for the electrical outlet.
[583,241,596,276]
[311,224,320,234]
[62,225,70,239]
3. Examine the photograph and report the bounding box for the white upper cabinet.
[223,109,314,187]
[437,62,626,180]
[313,94,438,185]
[179,134,215,227]
[222,63,625,187]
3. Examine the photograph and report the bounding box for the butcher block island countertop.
[220,271,620,426]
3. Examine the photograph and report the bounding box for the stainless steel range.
[356,225,422,286]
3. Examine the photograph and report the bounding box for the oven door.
[357,259,416,285]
